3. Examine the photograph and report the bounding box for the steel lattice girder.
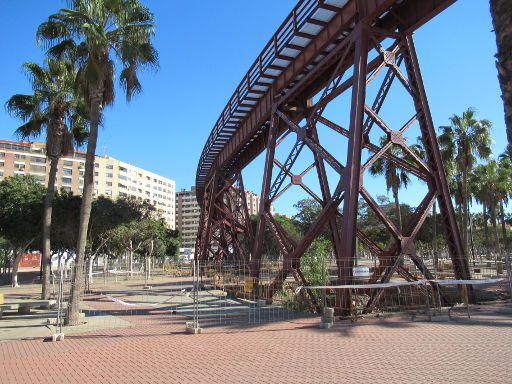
[195,0,468,313]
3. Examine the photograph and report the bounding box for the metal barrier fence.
[51,252,512,337]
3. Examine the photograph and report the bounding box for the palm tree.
[490,0,512,163]
[470,159,510,254]
[5,59,87,300]
[470,164,493,256]
[496,155,512,250]
[369,139,410,232]
[438,108,492,257]
[37,0,158,325]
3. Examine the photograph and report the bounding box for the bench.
[0,299,56,318]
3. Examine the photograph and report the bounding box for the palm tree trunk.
[490,0,512,162]
[483,203,490,257]
[461,170,469,256]
[66,93,102,326]
[392,186,402,232]
[489,199,500,254]
[457,202,463,232]
[41,156,59,300]
[468,212,476,266]
[499,200,508,250]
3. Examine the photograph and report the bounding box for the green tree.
[249,214,301,260]
[51,190,82,255]
[490,0,512,162]
[5,59,87,299]
[37,0,159,325]
[496,155,512,250]
[292,199,325,236]
[470,159,510,253]
[369,139,411,232]
[470,166,491,256]
[0,237,12,279]
[438,108,492,256]
[86,197,154,286]
[0,176,46,287]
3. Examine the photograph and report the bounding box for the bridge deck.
[196,0,454,202]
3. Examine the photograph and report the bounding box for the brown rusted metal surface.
[196,0,466,313]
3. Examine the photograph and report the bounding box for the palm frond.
[5,94,37,121]
[14,116,47,139]
[119,64,141,101]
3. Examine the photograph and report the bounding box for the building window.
[94,172,99,176]
[14,154,26,160]
[15,163,25,171]
[31,156,45,163]
[0,171,3,177]
[106,164,113,169]
[106,181,112,187]
[94,163,99,168]
[63,168,73,175]
[105,190,112,196]
[0,161,4,167]
[106,173,113,178]
[31,147,43,154]
[0,152,5,158]
[62,177,72,184]
[62,186,72,192]
[30,164,46,173]
[63,160,73,166]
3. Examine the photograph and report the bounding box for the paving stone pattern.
[1,300,511,384]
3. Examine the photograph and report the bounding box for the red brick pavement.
[1,302,511,384]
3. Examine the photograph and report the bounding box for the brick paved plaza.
[1,299,511,384]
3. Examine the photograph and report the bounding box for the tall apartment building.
[176,187,200,251]
[176,186,273,253]
[0,140,175,229]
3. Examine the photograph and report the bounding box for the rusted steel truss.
[196,1,468,313]
[195,171,254,266]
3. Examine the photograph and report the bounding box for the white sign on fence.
[353,266,371,277]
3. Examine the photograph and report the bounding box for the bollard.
[320,307,334,329]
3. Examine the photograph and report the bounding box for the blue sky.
[0,0,507,216]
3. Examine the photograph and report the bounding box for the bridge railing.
[197,0,341,187]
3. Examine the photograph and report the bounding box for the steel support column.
[336,20,369,314]
[251,113,279,279]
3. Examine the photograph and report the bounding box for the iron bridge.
[195,0,469,313]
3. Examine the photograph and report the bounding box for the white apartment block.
[0,140,175,229]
